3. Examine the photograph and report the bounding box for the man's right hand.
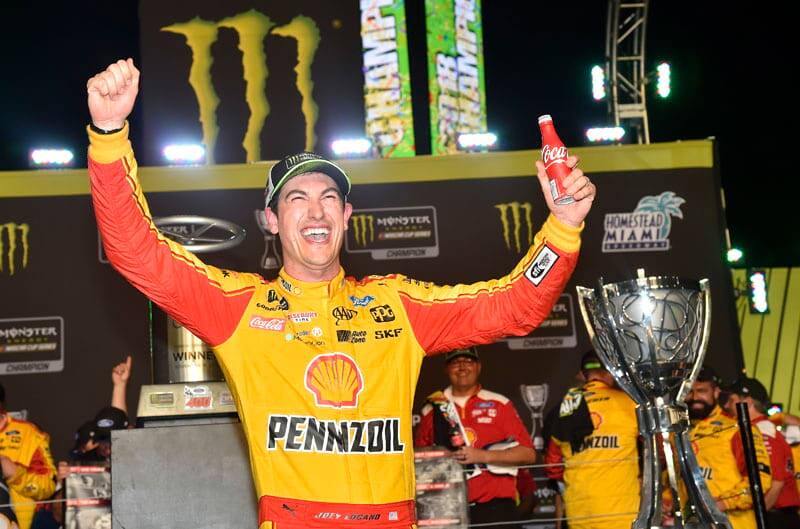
[87,58,139,131]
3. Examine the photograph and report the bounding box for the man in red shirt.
[728,377,800,529]
[414,347,535,527]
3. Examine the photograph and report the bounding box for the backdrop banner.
[0,140,739,461]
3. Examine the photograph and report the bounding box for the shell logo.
[465,427,477,445]
[590,412,603,429]
[304,353,365,408]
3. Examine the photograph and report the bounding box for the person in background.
[414,347,536,528]
[687,367,774,529]
[0,384,57,529]
[727,377,800,528]
[544,351,639,529]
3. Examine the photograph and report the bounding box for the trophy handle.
[676,279,712,405]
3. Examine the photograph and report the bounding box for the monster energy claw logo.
[163,10,320,163]
[1,223,30,276]
[351,215,375,247]
[494,202,533,253]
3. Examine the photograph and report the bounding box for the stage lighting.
[331,138,372,157]
[456,132,497,151]
[163,144,206,165]
[726,247,743,263]
[591,65,606,100]
[748,269,769,314]
[29,148,74,168]
[657,62,671,98]
[585,127,625,143]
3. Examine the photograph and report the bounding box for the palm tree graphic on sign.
[633,191,685,240]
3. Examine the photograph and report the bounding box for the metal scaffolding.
[606,0,650,144]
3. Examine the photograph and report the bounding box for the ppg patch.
[525,245,559,286]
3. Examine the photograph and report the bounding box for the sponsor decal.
[581,435,620,450]
[346,206,439,259]
[289,312,317,323]
[267,414,404,454]
[184,385,213,410]
[559,390,583,417]
[525,245,559,286]
[369,305,396,323]
[476,417,492,424]
[305,353,364,408]
[1,222,30,276]
[332,306,358,325]
[476,402,495,408]
[374,328,403,340]
[249,315,287,332]
[279,277,294,293]
[263,290,290,311]
[505,294,577,350]
[494,202,533,253]
[471,409,483,417]
[337,330,367,344]
[487,409,497,418]
[350,295,376,307]
[602,191,685,252]
[163,11,320,163]
[401,277,432,289]
[0,316,64,375]
[97,419,115,428]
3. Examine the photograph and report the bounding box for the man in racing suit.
[0,384,57,529]
[85,59,596,529]
[687,368,773,529]
[544,351,639,529]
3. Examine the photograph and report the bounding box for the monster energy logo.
[351,215,375,247]
[494,202,533,253]
[1,223,30,276]
[163,10,320,163]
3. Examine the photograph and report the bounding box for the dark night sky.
[0,1,795,266]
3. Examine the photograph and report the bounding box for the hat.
[444,347,480,363]
[580,351,605,372]
[74,420,97,447]
[265,152,351,209]
[93,407,129,441]
[695,365,721,385]
[729,376,770,405]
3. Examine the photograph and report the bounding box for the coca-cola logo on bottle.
[542,145,567,165]
[248,315,286,331]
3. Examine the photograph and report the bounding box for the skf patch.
[525,245,559,286]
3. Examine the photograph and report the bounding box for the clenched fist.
[87,58,140,131]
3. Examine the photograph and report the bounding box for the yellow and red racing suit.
[544,380,640,529]
[690,406,772,529]
[87,124,582,528]
[0,417,57,529]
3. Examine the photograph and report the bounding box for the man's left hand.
[0,455,19,479]
[535,156,596,227]
[452,446,486,465]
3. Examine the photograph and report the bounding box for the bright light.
[748,269,769,314]
[457,132,497,150]
[30,148,74,167]
[585,127,625,143]
[657,62,671,98]
[726,248,743,263]
[163,144,206,164]
[331,138,371,157]
[591,65,606,100]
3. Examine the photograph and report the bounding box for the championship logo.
[162,10,320,162]
[346,206,439,260]
[505,294,577,350]
[1,222,30,276]
[603,191,685,252]
[304,353,365,408]
[0,316,64,375]
[494,202,533,253]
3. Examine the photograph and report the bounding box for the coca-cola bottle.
[538,115,575,205]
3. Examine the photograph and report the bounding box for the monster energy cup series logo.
[162,10,320,163]
[603,191,685,252]
[1,223,30,276]
[347,206,439,260]
[494,202,533,253]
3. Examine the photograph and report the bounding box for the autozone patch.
[525,245,559,286]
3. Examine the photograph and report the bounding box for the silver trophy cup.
[576,269,730,529]
[520,384,549,451]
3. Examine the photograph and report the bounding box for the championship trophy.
[254,209,282,270]
[520,384,549,451]
[576,269,730,529]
